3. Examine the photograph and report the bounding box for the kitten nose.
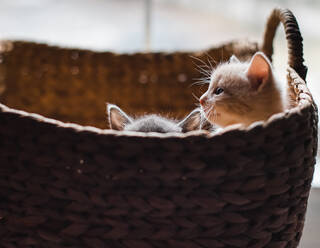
[200,95,207,106]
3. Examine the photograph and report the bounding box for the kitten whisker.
[204,52,218,67]
[191,53,217,70]
[193,76,211,81]
[189,55,209,67]
[203,104,213,119]
[207,59,214,71]
[194,64,212,78]
[192,93,200,101]
[207,106,216,124]
[190,55,213,78]
[199,63,213,71]
[189,79,210,87]
[208,106,218,124]
[205,56,215,72]
[207,110,213,123]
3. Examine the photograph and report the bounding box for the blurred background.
[0,0,319,247]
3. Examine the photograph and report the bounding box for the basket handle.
[261,8,307,80]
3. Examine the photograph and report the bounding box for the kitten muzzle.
[200,95,208,106]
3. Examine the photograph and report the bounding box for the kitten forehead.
[124,115,181,133]
[210,62,249,89]
[213,62,248,79]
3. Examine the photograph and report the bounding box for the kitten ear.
[107,103,132,130]
[246,52,272,92]
[229,55,240,63]
[178,108,201,132]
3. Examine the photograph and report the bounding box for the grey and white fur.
[107,103,203,133]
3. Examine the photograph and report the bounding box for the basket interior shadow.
[0,8,318,248]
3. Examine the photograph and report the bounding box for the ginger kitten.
[199,52,286,127]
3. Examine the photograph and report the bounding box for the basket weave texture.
[0,8,318,248]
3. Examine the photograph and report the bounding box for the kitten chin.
[200,52,287,128]
[106,104,205,133]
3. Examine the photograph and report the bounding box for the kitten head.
[107,104,202,133]
[199,52,284,127]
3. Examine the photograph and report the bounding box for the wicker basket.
[0,8,317,248]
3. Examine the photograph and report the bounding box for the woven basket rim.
[0,67,313,140]
[0,39,258,56]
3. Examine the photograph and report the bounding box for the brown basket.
[0,8,317,248]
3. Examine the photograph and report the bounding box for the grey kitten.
[107,103,202,133]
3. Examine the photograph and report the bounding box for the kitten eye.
[214,87,224,95]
